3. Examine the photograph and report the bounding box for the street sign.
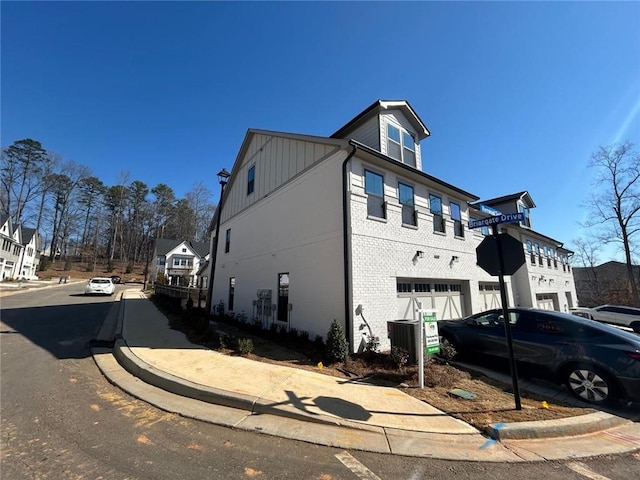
[468,212,524,229]
[476,233,526,276]
[478,204,502,216]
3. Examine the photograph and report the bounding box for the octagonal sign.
[476,233,526,276]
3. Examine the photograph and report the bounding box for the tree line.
[1,138,216,270]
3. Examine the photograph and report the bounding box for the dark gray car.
[438,308,640,406]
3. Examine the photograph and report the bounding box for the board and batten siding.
[222,133,343,223]
[212,149,349,340]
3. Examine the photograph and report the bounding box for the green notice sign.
[423,311,440,354]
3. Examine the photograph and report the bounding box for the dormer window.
[519,204,531,228]
[387,124,416,168]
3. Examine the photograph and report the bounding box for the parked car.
[438,308,640,406]
[570,305,640,332]
[85,277,115,296]
[110,275,122,284]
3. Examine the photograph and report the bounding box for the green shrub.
[299,330,310,343]
[39,259,51,271]
[237,338,254,355]
[325,319,348,364]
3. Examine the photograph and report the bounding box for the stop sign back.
[476,233,526,276]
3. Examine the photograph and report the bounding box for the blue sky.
[2,1,639,262]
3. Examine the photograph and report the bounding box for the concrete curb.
[484,411,631,440]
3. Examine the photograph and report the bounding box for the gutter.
[341,145,358,349]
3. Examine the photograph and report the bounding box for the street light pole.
[205,168,231,315]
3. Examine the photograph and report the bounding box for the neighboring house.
[207,100,578,352]
[573,261,640,307]
[469,192,576,313]
[1,214,25,281]
[16,226,41,280]
[151,239,209,287]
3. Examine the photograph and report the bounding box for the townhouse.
[0,214,42,281]
[206,100,577,352]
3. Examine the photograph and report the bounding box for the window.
[387,125,402,160]
[247,165,255,195]
[398,183,416,226]
[172,257,192,267]
[526,240,532,252]
[414,283,430,293]
[430,194,445,233]
[365,170,385,219]
[402,132,416,167]
[225,229,231,253]
[157,256,166,266]
[182,248,187,253]
[387,124,417,167]
[450,201,463,237]
[530,253,536,265]
[228,277,235,311]
[397,282,412,293]
[519,204,531,228]
[543,245,548,257]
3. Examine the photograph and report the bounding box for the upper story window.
[365,170,386,219]
[225,228,231,253]
[402,132,415,167]
[430,194,445,233]
[450,201,463,238]
[526,240,532,252]
[247,165,255,195]
[387,124,416,168]
[398,182,416,226]
[182,248,187,253]
[519,204,531,228]
[172,257,192,267]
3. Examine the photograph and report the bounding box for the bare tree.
[1,138,49,224]
[583,141,640,306]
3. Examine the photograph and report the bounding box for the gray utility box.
[387,319,418,365]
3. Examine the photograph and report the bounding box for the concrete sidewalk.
[93,289,640,461]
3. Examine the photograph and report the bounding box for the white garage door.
[536,293,555,310]
[397,280,464,320]
[479,283,501,310]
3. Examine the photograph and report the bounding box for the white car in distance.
[84,277,115,296]
[570,304,640,333]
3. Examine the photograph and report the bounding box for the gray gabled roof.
[473,191,536,209]
[331,100,431,141]
[19,227,37,247]
[155,239,209,257]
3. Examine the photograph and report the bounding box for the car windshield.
[91,279,111,284]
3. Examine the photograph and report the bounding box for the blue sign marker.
[468,212,524,229]
[478,204,502,216]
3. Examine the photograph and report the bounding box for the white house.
[16,227,41,280]
[1,215,23,281]
[206,100,577,352]
[151,239,209,287]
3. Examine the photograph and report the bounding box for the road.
[1,284,639,479]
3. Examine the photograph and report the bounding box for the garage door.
[536,293,555,310]
[397,280,464,320]
[479,283,501,310]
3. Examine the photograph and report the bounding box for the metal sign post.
[470,213,525,411]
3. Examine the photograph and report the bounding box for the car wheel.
[564,363,617,405]
[630,321,640,334]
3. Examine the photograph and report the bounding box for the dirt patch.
[161,305,595,430]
